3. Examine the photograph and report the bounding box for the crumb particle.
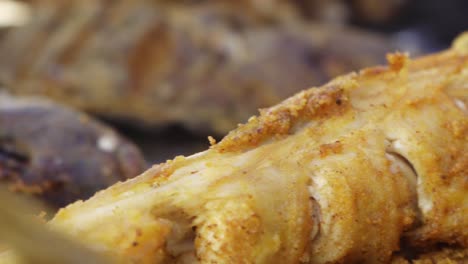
[208,136,217,146]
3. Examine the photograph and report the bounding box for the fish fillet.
[2,33,467,263]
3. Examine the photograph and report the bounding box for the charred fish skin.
[2,34,467,263]
[0,93,146,208]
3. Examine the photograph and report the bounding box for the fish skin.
[0,93,146,208]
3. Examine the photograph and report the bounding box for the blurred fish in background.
[0,0,401,136]
[0,92,146,208]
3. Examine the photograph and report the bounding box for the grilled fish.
[0,0,400,134]
[0,93,145,208]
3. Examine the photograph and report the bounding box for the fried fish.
[1,33,466,264]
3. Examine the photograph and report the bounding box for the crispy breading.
[1,33,466,264]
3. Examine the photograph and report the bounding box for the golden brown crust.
[213,80,352,152]
[212,52,412,153]
[212,46,468,154]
